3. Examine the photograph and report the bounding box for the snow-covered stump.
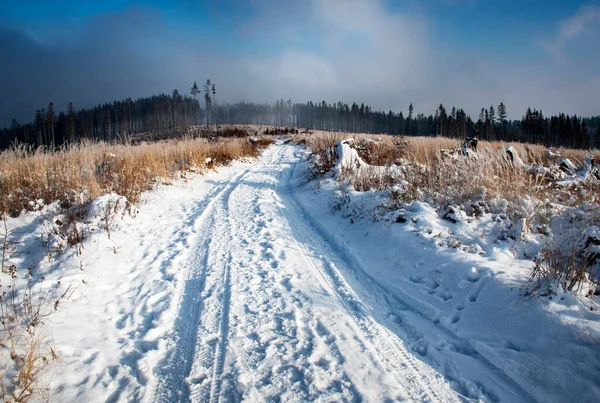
[505,146,527,169]
[556,155,595,186]
[505,146,560,177]
[582,155,594,180]
[332,139,405,191]
[546,149,561,159]
[333,139,365,179]
[559,158,577,175]
[440,138,478,159]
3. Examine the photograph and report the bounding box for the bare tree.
[204,79,212,127]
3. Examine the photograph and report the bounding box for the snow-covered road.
[24,141,596,402]
[148,144,459,402]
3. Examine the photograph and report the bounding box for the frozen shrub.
[329,186,350,212]
[487,198,508,215]
[524,236,600,297]
[306,133,345,176]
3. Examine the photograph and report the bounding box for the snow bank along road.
[45,142,565,402]
[146,143,461,402]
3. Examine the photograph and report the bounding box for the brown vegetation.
[301,130,600,296]
[524,238,600,297]
[0,132,273,400]
[300,131,600,209]
[0,136,273,217]
[0,258,69,402]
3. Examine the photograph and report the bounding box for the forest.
[1,80,599,150]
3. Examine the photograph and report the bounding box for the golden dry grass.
[408,136,600,166]
[0,136,273,216]
[1,134,273,400]
[299,131,600,208]
[300,130,600,162]
[1,332,54,403]
[0,263,58,403]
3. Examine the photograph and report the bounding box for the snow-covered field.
[2,141,599,402]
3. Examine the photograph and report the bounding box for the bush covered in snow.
[304,132,600,296]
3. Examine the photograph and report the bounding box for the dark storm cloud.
[0,8,175,126]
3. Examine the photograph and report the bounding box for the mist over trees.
[1,84,599,150]
[2,93,200,149]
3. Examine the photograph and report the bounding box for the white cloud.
[2,0,599,126]
[539,5,600,58]
[234,0,600,119]
[239,0,435,112]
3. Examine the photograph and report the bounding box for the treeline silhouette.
[1,92,599,150]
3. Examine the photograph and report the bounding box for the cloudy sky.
[1,0,599,126]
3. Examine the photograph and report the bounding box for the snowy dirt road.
[37,141,578,403]
[146,144,461,402]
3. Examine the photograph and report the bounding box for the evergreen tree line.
[0,90,201,150]
[1,88,599,150]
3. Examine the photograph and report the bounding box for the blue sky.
[1,0,599,125]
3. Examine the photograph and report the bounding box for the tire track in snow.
[284,146,537,403]
[152,143,527,402]
[275,148,457,403]
[187,195,233,403]
[187,149,283,403]
[152,165,256,403]
[221,146,368,402]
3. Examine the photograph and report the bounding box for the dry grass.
[0,134,273,400]
[404,138,600,210]
[1,332,55,402]
[404,137,600,166]
[302,133,346,175]
[301,131,600,296]
[300,131,600,209]
[0,261,67,402]
[0,136,273,217]
[523,238,600,297]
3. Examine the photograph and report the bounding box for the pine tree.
[40,108,48,145]
[438,104,446,137]
[6,94,598,151]
[484,109,490,141]
[596,125,600,149]
[191,81,200,125]
[498,102,507,139]
[408,103,414,136]
[35,110,43,146]
[47,102,55,147]
[67,102,76,143]
[10,119,20,132]
[581,120,589,148]
[572,115,582,148]
[204,79,212,127]
[172,89,180,130]
[488,105,495,140]
[212,84,217,125]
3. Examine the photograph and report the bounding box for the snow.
[1,141,599,402]
[85,193,131,223]
[333,138,364,178]
[556,155,594,185]
[294,150,600,402]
